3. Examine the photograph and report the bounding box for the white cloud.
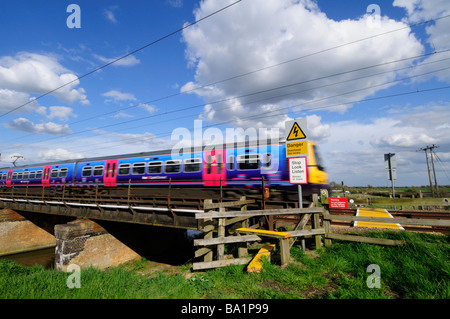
[36,106,77,121]
[181,0,424,129]
[318,102,450,185]
[102,90,137,103]
[0,89,39,114]
[0,52,89,105]
[138,103,157,113]
[394,0,450,81]
[6,118,72,135]
[93,54,140,67]
[103,6,119,24]
[37,148,83,161]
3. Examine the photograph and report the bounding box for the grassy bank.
[0,231,448,299]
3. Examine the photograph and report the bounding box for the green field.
[0,230,448,299]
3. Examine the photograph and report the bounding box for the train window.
[217,154,223,174]
[132,163,146,175]
[23,172,29,179]
[17,173,23,180]
[12,173,17,180]
[148,161,162,174]
[82,166,92,177]
[93,166,104,176]
[59,168,68,178]
[29,171,35,179]
[184,158,201,173]
[237,154,260,170]
[36,170,43,179]
[51,169,59,178]
[207,155,212,174]
[165,160,181,173]
[118,164,130,175]
[228,156,234,171]
[262,153,272,168]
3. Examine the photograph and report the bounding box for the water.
[0,247,55,268]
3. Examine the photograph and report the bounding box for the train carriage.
[0,140,328,199]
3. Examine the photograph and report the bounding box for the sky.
[0,0,449,187]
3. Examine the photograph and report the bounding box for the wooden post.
[127,179,131,205]
[323,210,332,247]
[312,212,321,249]
[279,238,290,266]
[238,196,248,257]
[202,199,214,263]
[217,207,225,260]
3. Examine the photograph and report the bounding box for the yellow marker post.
[247,244,275,273]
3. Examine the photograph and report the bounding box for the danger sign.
[329,198,349,209]
[285,118,308,158]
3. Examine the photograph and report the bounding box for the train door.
[6,169,13,187]
[203,149,227,187]
[42,165,52,187]
[104,159,118,187]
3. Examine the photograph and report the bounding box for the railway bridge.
[0,185,303,271]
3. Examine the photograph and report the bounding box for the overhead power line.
[0,0,243,118]
[6,49,450,145]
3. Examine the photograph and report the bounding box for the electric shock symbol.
[287,122,306,140]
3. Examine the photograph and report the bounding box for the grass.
[0,231,448,299]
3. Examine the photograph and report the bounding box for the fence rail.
[323,211,450,246]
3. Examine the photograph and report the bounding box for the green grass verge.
[0,231,448,299]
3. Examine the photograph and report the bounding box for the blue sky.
[0,0,449,187]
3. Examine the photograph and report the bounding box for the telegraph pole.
[418,145,439,197]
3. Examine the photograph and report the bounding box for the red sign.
[329,198,348,209]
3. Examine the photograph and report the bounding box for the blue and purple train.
[0,141,328,197]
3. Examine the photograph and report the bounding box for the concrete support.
[0,208,57,256]
[54,219,141,271]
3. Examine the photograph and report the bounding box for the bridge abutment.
[54,219,141,271]
[0,208,63,256]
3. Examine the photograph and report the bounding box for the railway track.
[2,186,448,233]
[328,208,450,234]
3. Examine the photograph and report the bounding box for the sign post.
[285,118,308,208]
[384,153,397,198]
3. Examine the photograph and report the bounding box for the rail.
[323,212,450,246]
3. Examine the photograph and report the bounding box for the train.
[0,140,328,200]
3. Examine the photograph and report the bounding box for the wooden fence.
[193,197,324,270]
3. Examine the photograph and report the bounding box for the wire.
[0,0,243,118]
[432,150,450,182]
[6,49,450,145]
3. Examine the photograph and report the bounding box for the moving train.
[0,140,328,199]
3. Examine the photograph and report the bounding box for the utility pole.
[418,145,439,197]
[11,155,24,167]
[384,153,396,198]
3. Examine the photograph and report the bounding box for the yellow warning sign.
[286,141,307,156]
[287,122,306,141]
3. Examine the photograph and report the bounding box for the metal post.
[298,184,303,208]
